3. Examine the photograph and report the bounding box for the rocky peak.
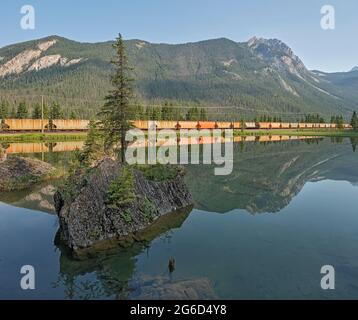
[247,36,308,77]
[0,38,83,77]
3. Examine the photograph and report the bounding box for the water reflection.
[1,137,358,299]
[51,207,217,300]
[186,138,358,213]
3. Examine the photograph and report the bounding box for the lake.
[1,137,358,299]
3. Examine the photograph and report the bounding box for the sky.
[0,0,357,72]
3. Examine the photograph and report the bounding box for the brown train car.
[270,122,281,129]
[155,121,178,129]
[215,121,233,129]
[232,122,242,129]
[305,123,314,129]
[131,120,148,130]
[177,121,200,129]
[289,123,299,129]
[51,119,90,130]
[198,121,217,129]
[298,123,308,129]
[3,119,49,131]
[281,123,291,129]
[259,122,270,129]
[245,122,257,129]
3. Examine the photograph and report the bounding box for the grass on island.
[233,129,358,138]
[0,132,87,143]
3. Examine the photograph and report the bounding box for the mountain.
[0,35,357,119]
[351,66,358,72]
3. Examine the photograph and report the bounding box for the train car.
[244,122,257,129]
[131,120,148,130]
[198,121,217,129]
[215,121,233,129]
[288,123,298,129]
[270,122,281,129]
[232,122,242,129]
[259,122,271,129]
[177,121,200,129]
[3,119,49,131]
[155,121,178,130]
[343,124,352,129]
[52,119,90,130]
[281,123,291,129]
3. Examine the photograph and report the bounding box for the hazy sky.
[1,0,357,72]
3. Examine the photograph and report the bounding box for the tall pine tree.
[98,33,133,162]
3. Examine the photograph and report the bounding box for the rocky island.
[0,155,57,191]
[54,157,193,256]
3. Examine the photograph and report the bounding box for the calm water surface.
[1,137,358,299]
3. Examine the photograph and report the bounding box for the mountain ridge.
[0,35,357,119]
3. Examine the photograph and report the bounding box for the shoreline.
[0,132,87,143]
[1,129,358,144]
[233,129,358,138]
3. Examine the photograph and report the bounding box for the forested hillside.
[0,35,357,120]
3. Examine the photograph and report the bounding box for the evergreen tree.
[351,111,358,130]
[32,104,42,119]
[200,108,207,121]
[0,100,9,119]
[16,102,28,119]
[98,33,133,162]
[48,102,63,130]
[10,107,16,118]
[70,111,77,119]
[81,120,103,165]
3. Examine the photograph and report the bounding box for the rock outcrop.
[54,158,193,254]
[0,156,57,191]
[130,275,217,300]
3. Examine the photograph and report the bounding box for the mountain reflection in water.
[1,137,358,299]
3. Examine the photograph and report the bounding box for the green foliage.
[140,196,156,221]
[134,164,181,181]
[106,166,136,208]
[69,110,77,119]
[16,102,28,119]
[120,210,132,224]
[80,120,103,166]
[351,111,358,130]
[98,34,133,161]
[331,115,344,129]
[0,100,9,119]
[32,103,42,119]
[303,114,325,124]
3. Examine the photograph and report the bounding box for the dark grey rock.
[54,157,193,253]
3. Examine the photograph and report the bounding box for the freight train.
[0,119,352,132]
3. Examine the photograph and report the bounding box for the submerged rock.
[0,156,57,191]
[54,157,193,254]
[130,275,217,300]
